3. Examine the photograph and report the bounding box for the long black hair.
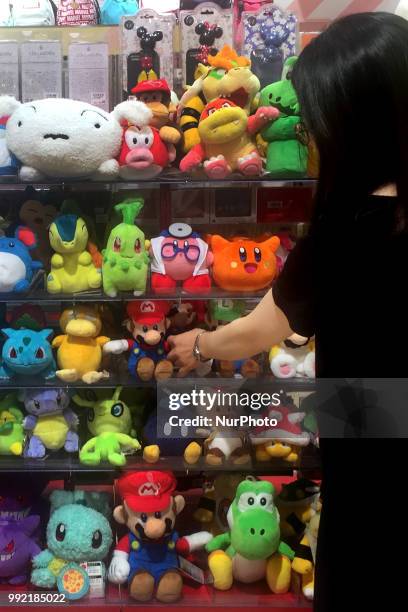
[292,12,408,226]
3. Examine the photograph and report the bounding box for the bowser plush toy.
[108,471,212,602]
[150,223,213,294]
[103,300,173,381]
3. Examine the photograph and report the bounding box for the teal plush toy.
[73,387,141,466]
[0,328,56,381]
[31,490,113,600]
[259,57,307,178]
[102,199,149,298]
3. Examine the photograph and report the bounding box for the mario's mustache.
[135,518,173,540]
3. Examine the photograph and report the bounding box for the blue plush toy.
[0,226,42,293]
[21,389,78,459]
[31,490,113,600]
[0,329,56,381]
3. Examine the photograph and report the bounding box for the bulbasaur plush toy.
[259,57,307,178]
[206,479,294,592]
[0,227,42,293]
[0,329,56,381]
[102,199,150,298]
[31,490,113,600]
[47,214,102,294]
[21,389,78,459]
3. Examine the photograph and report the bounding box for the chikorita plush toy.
[0,96,145,181]
[210,234,280,291]
[0,227,42,293]
[0,328,56,381]
[0,516,41,585]
[102,199,150,298]
[47,214,101,294]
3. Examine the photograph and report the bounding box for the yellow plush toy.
[47,214,102,294]
[292,510,320,600]
[52,306,110,384]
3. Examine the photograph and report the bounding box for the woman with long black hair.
[168,12,408,610]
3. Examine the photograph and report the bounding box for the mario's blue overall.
[127,339,167,378]
[127,531,179,583]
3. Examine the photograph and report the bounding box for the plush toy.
[103,300,173,381]
[184,432,250,467]
[0,227,42,293]
[167,300,207,335]
[102,199,150,298]
[178,46,261,152]
[292,509,320,600]
[0,516,41,584]
[270,336,315,379]
[210,234,280,292]
[206,480,294,591]
[276,479,320,541]
[21,389,78,459]
[9,304,46,332]
[180,98,277,178]
[72,387,141,467]
[0,96,146,181]
[0,328,56,381]
[0,394,24,456]
[131,79,181,144]
[259,57,307,177]
[47,214,102,294]
[52,306,110,384]
[108,471,211,602]
[31,490,113,600]
[150,223,213,294]
[117,101,176,180]
[10,198,57,268]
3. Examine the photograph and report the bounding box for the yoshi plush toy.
[259,57,307,178]
[206,479,294,592]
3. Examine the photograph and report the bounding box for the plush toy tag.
[80,561,105,598]
[178,556,214,584]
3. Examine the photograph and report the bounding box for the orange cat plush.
[210,235,280,291]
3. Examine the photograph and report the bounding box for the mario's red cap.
[126,300,170,325]
[131,79,171,98]
[117,471,177,513]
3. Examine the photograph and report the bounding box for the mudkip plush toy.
[0,329,56,381]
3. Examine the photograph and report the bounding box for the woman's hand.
[167,329,204,377]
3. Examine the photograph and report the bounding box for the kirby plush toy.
[150,223,213,294]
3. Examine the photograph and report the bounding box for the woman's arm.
[167,290,292,376]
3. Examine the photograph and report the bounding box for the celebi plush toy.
[0,227,42,293]
[21,389,78,459]
[31,490,113,600]
[108,471,211,602]
[102,199,150,298]
[205,480,294,592]
[0,329,56,381]
[131,79,181,145]
[150,223,213,294]
[0,516,41,585]
[52,306,110,384]
[270,335,315,379]
[0,96,147,181]
[210,234,280,292]
[103,300,173,381]
[117,100,176,180]
[47,214,102,294]
[72,387,141,467]
[0,393,24,456]
[179,98,278,179]
[259,57,307,177]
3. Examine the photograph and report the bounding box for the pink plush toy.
[149,223,213,294]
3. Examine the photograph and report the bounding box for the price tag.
[68,43,109,111]
[0,42,19,98]
[21,41,62,102]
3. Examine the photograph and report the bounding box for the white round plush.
[5,98,123,179]
[0,253,25,292]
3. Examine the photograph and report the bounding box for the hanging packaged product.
[140,0,179,11]
[180,1,233,88]
[0,41,19,99]
[56,0,100,26]
[121,8,176,96]
[242,4,298,87]
[68,42,110,111]
[20,40,63,102]
[233,0,273,49]
[8,0,56,26]
[101,0,139,25]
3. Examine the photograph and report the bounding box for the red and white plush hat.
[253,405,310,446]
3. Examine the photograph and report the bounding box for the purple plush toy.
[0,516,41,584]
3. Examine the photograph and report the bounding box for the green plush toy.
[102,199,149,298]
[0,393,24,456]
[206,479,294,592]
[73,387,141,467]
[260,57,307,178]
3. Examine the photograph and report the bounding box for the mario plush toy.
[103,300,173,381]
[108,471,211,602]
